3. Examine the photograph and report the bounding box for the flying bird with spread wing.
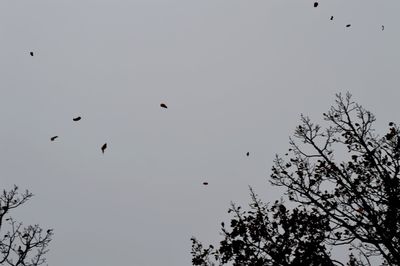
[50,136,58,141]
[73,116,81,121]
[101,143,107,154]
[160,103,168,109]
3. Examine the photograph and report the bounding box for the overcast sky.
[0,1,399,265]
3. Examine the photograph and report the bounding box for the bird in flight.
[50,136,58,141]
[346,24,351,28]
[330,16,334,21]
[160,103,168,109]
[313,2,318,7]
[382,25,385,31]
[30,51,34,56]
[101,143,107,154]
[73,116,81,121]
[202,182,208,186]
[246,152,250,157]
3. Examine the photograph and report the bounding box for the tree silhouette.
[191,189,336,266]
[192,93,399,265]
[0,185,53,266]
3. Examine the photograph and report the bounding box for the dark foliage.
[191,189,335,266]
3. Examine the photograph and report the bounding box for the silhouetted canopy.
[72,116,81,121]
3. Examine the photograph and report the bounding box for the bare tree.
[271,92,400,265]
[0,185,53,266]
[192,93,400,265]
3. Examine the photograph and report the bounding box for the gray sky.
[0,1,399,265]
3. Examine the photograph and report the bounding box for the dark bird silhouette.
[202,182,208,185]
[346,24,351,28]
[382,25,385,31]
[246,152,250,157]
[18,246,23,255]
[313,2,318,7]
[73,116,81,121]
[160,103,168,109]
[356,207,364,214]
[30,51,34,56]
[101,143,107,154]
[330,16,334,21]
[50,136,58,141]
